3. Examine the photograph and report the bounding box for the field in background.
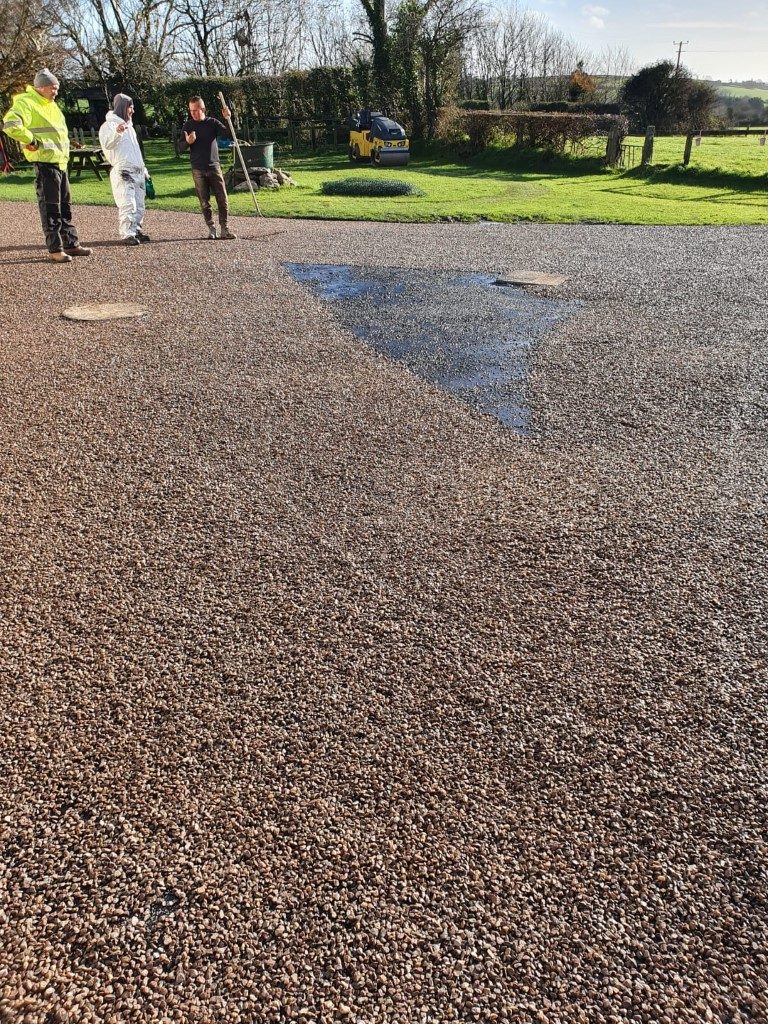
[0,137,765,226]
[493,132,768,178]
[627,132,768,176]
[714,84,768,101]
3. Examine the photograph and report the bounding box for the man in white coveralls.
[99,93,151,245]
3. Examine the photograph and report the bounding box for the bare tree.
[0,0,67,101]
[465,5,540,108]
[148,0,362,79]
[58,0,178,100]
[307,0,358,67]
[521,18,586,103]
[232,7,258,75]
[591,44,635,101]
[250,0,309,74]
[171,0,239,76]
[463,2,597,108]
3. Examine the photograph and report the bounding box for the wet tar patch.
[284,263,580,434]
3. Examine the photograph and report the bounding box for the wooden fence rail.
[170,115,348,156]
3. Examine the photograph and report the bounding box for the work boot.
[219,226,236,240]
[124,235,140,246]
[136,231,151,243]
[207,224,217,239]
[63,245,92,256]
[48,251,72,263]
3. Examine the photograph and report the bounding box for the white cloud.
[582,4,609,28]
[650,21,742,28]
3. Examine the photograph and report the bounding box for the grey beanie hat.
[112,93,133,120]
[33,68,59,88]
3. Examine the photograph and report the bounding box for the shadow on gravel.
[85,237,223,248]
[0,244,42,253]
[85,231,286,247]
[0,231,284,263]
[0,238,218,254]
[285,262,581,434]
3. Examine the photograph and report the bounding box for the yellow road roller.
[349,110,410,167]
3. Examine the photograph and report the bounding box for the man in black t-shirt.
[179,96,236,239]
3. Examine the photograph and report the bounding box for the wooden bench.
[68,147,109,181]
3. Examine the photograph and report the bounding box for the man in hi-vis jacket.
[1,69,92,263]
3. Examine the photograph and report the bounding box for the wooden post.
[605,126,621,167]
[683,133,693,165]
[641,125,655,167]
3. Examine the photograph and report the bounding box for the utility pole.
[673,40,689,71]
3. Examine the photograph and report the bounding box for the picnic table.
[68,146,109,181]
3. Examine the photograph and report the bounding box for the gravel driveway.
[1,202,766,1024]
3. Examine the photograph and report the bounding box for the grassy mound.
[321,177,424,197]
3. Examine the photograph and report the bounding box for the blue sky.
[528,0,768,81]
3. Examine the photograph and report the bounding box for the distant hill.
[710,81,768,101]
[593,77,768,103]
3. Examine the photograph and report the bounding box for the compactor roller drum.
[349,110,410,168]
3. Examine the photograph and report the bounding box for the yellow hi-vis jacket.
[1,85,70,171]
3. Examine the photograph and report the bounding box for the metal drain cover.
[62,302,149,321]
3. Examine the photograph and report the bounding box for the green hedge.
[437,106,628,151]
[156,69,362,124]
[530,101,622,115]
[321,177,423,197]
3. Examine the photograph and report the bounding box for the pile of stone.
[234,166,296,191]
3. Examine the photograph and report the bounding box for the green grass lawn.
[1,136,765,225]
[644,132,768,176]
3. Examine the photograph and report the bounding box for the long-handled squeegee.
[217,91,261,216]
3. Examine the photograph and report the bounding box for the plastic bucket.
[245,141,274,169]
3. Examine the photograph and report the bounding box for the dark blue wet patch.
[284,263,580,434]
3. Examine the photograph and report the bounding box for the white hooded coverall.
[98,107,148,239]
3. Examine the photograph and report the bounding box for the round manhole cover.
[62,302,149,321]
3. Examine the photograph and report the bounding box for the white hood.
[99,110,146,172]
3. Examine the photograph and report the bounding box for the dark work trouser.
[191,167,229,227]
[34,164,79,252]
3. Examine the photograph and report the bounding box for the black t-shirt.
[179,116,231,171]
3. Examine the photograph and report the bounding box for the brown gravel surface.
[1,202,767,1024]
